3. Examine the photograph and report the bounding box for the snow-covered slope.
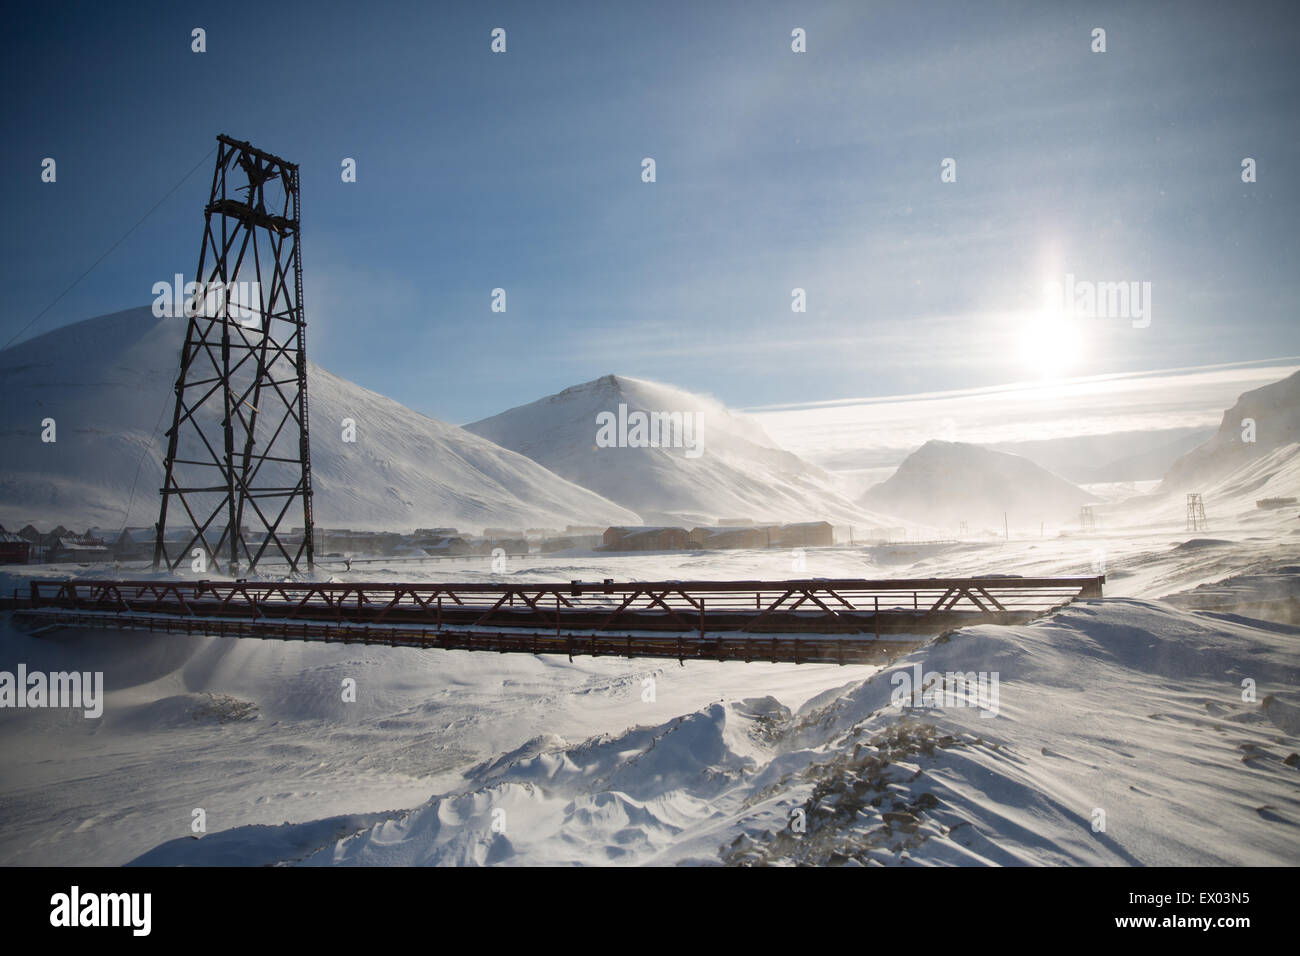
[4,520,1298,866]
[1160,369,1300,493]
[0,308,637,533]
[1097,371,1300,533]
[127,583,1300,867]
[465,374,887,528]
[1101,441,1300,533]
[860,440,1097,533]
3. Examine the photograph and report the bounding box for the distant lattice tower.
[1080,505,1096,533]
[1186,493,1207,532]
[153,135,315,574]
[958,520,969,537]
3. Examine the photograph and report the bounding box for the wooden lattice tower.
[153,135,314,573]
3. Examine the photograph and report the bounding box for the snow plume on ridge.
[0,308,638,533]
[466,374,890,528]
[860,440,1096,534]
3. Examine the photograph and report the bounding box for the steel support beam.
[154,135,314,574]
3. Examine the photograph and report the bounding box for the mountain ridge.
[0,308,639,533]
[860,439,1097,533]
[466,374,886,528]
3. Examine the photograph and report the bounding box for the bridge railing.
[26,575,1103,633]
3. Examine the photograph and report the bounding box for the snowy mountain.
[860,440,1097,532]
[465,374,886,528]
[0,308,637,533]
[1078,428,1218,483]
[1101,439,1300,532]
[1159,369,1300,493]
[1186,441,1300,519]
[987,427,1215,484]
[1093,370,1300,531]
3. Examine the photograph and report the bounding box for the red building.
[601,526,690,551]
[0,528,31,564]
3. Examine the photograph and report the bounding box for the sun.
[1016,294,1086,380]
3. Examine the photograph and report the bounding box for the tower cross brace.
[153,135,315,574]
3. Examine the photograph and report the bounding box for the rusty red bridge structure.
[9,575,1104,665]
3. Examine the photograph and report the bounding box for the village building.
[601,526,691,551]
[421,536,471,557]
[688,525,775,550]
[774,521,834,548]
[540,533,603,553]
[48,534,112,563]
[0,527,31,564]
[470,537,530,556]
[113,527,156,561]
[321,529,404,554]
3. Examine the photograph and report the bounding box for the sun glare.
[1016,306,1086,381]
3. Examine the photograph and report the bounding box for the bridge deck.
[5,575,1104,664]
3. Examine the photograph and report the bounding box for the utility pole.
[1080,505,1096,533]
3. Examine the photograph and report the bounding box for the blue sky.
[3,0,1297,426]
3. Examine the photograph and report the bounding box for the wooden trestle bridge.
[7,575,1104,665]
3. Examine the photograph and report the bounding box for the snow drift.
[130,581,1300,866]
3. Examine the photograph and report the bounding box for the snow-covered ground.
[0,598,861,866]
[139,595,1299,867]
[2,347,1298,866]
[2,513,1297,866]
